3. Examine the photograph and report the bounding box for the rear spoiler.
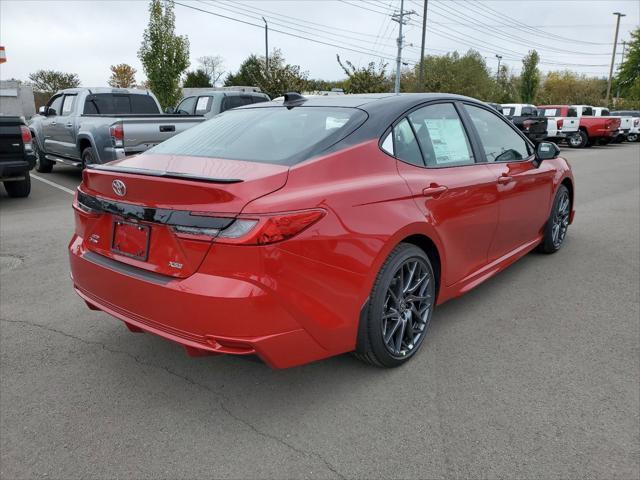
[87,164,243,184]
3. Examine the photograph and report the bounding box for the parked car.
[172,90,269,119]
[537,105,620,148]
[486,102,502,111]
[537,105,580,142]
[611,110,640,142]
[29,88,205,172]
[0,116,36,197]
[592,107,633,143]
[69,93,575,369]
[500,103,548,144]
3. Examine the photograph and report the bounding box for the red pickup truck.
[537,105,620,148]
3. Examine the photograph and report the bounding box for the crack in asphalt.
[0,318,346,480]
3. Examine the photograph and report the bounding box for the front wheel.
[538,185,571,254]
[627,133,638,142]
[4,172,31,198]
[355,244,436,368]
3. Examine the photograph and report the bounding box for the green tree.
[28,70,80,95]
[537,70,606,105]
[614,28,640,101]
[183,69,212,88]
[108,64,137,88]
[492,65,519,103]
[138,0,190,109]
[413,50,494,99]
[225,49,308,99]
[520,50,540,103]
[336,55,388,93]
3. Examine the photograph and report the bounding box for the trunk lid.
[77,154,288,278]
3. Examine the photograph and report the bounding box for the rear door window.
[408,103,474,167]
[221,95,255,112]
[582,107,593,116]
[568,108,577,117]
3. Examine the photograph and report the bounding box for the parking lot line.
[31,173,75,196]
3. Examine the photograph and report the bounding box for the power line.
[175,1,419,66]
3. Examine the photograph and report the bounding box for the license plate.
[112,220,150,261]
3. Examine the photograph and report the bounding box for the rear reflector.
[110,122,124,147]
[20,125,32,151]
[556,119,564,130]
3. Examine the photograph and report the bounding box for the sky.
[1,0,639,87]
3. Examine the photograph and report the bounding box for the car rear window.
[543,108,560,117]
[83,94,160,115]
[146,106,367,165]
[502,107,515,116]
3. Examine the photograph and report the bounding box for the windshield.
[146,106,367,165]
[83,94,160,114]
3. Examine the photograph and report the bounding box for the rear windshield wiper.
[86,164,243,184]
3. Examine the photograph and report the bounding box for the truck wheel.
[568,131,588,148]
[81,147,96,168]
[4,172,31,198]
[34,140,54,173]
[598,138,611,146]
[627,133,638,142]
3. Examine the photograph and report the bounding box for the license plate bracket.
[112,219,150,261]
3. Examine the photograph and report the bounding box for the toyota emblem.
[112,179,126,197]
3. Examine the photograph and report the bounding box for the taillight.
[634,118,639,127]
[556,119,564,130]
[523,119,533,131]
[20,125,33,152]
[178,209,326,245]
[109,122,124,147]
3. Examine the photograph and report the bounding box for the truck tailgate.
[121,117,205,154]
[0,118,24,162]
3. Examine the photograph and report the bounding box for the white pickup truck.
[501,103,561,142]
[537,105,580,142]
[592,107,633,143]
[611,110,640,142]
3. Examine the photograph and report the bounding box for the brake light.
[556,119,564,130]
[523,119,533,131]
[20,125,33,152]
[218,209,326,245]
[109,122,124,147]
[634,118,639,127]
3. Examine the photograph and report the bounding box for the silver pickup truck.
[28,87,205,172]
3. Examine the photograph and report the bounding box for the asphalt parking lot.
[1,143,639,479]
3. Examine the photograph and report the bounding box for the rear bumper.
[0,157,35,178]
[69,235,333,368]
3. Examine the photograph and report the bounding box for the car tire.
[568,130,588,148]
[4,171,31,198]
[627,133,638,142]
[538,184,571,254]
[598,137,611,146]
[81,147,96,168]
[34,139,53,173]
[355,243,436,368]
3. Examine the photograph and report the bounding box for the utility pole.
[606,11,625,105]
[417,0,428,91]
[391,0,416,94]
[262,17,269,75]
[615,40,627,101]
[495,54,503,81]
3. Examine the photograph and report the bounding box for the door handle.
[497,174,513,184]
[50,121,57,126]
[422,184,448,198]
[65,122,73,128]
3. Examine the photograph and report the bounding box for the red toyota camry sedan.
[69,93,575,368]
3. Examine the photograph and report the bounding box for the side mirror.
[165,106,175,114]
[536,141,560,162]
[38,106,47,116]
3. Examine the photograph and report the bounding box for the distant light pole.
[262,17,269,74]
[606,12,626,105]
[391,0,416,94]
[615,40,627,102]
[495,54,503,81]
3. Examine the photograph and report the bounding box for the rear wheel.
[355,244,436,368]
[627,133,638,142]
[4,172,31,198]
[568,130,588,148]
[538,185,571,254]
[81,147,96,168]
[34,139,53,173]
